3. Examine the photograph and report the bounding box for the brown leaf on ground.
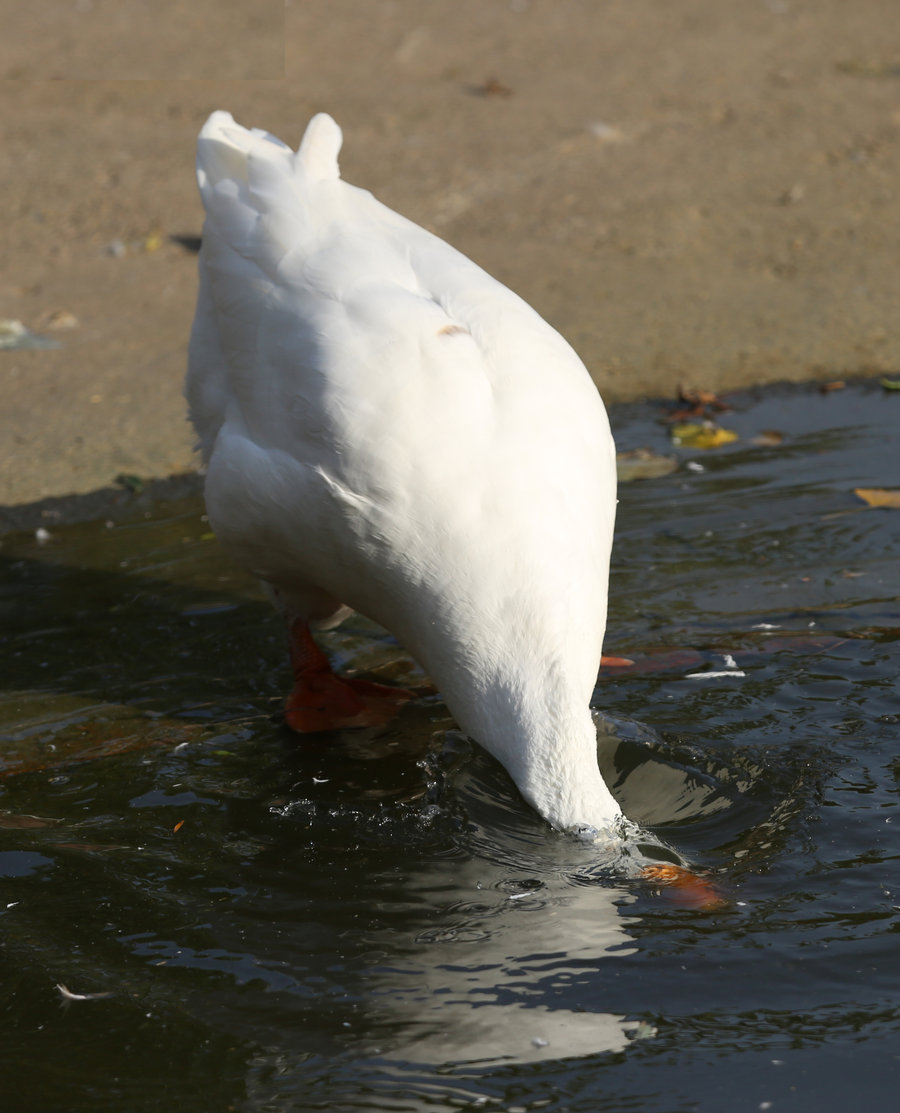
[471,77,513,97]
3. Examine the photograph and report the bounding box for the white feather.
[187,111,622,834]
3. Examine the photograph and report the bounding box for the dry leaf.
[837,59,900,78]
[854,487,900,508]
[665,386,731,423]
[43,309,79,330]
[670,422,739,449]
[677,386,728,410]
[751,429,784,446]
[820,380,846,393]
[472,77,512,97]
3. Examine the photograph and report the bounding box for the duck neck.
[448,675,623,835]
[510,708,623,835]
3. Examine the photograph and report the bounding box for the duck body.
[187,112,622,835]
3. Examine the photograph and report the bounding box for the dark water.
[1,380,898,1112]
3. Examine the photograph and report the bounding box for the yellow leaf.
[854,487,900,508]
[670,422,739,449]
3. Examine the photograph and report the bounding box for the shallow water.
[1,380,898,1112]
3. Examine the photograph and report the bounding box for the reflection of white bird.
[353,856,643,1069]
[187,110,621,836]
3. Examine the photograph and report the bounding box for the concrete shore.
[2,0,897,510]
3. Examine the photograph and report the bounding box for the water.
[1,379,898,1112]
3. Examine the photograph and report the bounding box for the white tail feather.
[295,112,343,181]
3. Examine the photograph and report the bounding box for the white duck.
[187,111,623,838]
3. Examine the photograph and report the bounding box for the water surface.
[1,380,898,1111]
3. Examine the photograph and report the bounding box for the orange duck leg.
[284,619,416,733]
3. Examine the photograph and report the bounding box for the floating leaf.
[751,429,784,446]
[640,864,729,911]
[616,448,678,482]
[664,386,731,424]
[880,378,900,391]
[820,380,846,393]
[0,812,61,829]
[670,422,738,449]
[854,487,900,508]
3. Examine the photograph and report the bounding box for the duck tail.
[295,112,343,182]
[196,110,342,195]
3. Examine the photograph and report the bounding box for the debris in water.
[670,421,738,449]
[686,653,746,679]
[56,983,115,1002]
[854,487,900,509]
[664,386,731,423]
[616,448,678,482]
[640,864,730,911]
[751,429,785,446]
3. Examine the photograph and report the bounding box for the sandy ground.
[2,0,899,511]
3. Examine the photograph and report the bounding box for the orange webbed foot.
[284,620,416,733]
